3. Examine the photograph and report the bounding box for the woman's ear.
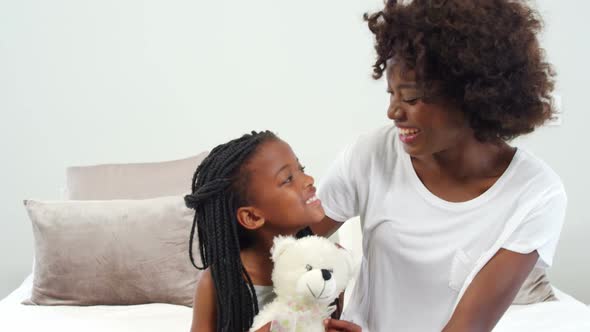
[236,206,265,230]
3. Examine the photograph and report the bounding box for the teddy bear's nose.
[321,269,332,281]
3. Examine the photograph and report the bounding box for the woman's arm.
[311,215,343,237]
[442,249,539,332]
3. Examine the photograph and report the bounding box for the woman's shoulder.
[499,148,567,210]
[513,148,565,193]
[338,124,400,166]
[352,124,398,151]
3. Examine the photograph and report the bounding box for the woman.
[316,1,566,331]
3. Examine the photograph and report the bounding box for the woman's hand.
[324,318,362,332]
[253,322,271,332]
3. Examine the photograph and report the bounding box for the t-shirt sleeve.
[317,142,360,223]
[502,184,567,268]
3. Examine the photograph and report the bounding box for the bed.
[494,288,590,331]
[3,154,589,331]
[0,275,191,331]
[1,274,589,331]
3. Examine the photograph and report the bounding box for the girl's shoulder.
[195,268,215,296]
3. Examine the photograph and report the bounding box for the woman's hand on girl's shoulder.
[252,322,271,332]
[324,318,362,332]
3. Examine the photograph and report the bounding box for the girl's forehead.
[247,139,297,173]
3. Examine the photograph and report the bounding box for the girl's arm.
[442,249,539,332]
[190,269,272,332]
[190,269,217,332]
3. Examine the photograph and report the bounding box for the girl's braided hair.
[184,130,278,332]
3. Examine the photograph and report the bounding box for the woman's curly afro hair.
[366,0,556,142]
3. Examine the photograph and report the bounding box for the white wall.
[514,0,590,304]
[1,0,588,303]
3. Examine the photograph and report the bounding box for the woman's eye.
[403,97,420,105]
[299,165,306,173]
[306,264,313,271]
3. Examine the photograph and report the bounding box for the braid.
[184,130,277,332]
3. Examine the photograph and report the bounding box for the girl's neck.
[240,227,308,286]
[240,246,274,286]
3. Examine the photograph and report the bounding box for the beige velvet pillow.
[23,196,201,306]
[512,267,557,305]
[65,152,208,200]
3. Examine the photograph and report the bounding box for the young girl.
[184,131,327,332]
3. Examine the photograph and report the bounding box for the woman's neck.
[415,136,514,180]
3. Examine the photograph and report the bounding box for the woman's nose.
[388,104,406,121]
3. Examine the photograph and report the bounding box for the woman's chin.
[402,143,427,158]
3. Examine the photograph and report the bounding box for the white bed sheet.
[494,288,590,331]
[0,275,192,332]
[2,275,589,331]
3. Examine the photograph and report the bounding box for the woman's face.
[386,63,471,157]
[243,139,325,233]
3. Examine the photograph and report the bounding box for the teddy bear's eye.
[305,264,313,271]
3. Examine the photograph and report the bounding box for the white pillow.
[65,152,208,200]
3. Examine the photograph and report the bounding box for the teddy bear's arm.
[250,301,282,331]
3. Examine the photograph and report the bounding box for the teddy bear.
[250,235,355,332]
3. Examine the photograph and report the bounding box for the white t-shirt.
[318,125,567,332]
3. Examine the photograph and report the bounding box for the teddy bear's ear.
[270,236,297,262]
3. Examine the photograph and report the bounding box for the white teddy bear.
[250,235,355,332]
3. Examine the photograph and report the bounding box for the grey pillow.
[65,152,208,200]
[513,267,557,305]
[23,196,201,306]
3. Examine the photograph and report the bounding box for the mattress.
[1,275,589,331]
[494,288,590,331]
[0,275,192,331]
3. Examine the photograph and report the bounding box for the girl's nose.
[304,173,315,188]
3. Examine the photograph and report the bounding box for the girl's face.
[386,63,471,157]
[243,139,325,233]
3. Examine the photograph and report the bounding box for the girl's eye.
[305,264,313,271]
[282,175,293,185]
[299,165,306,173]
